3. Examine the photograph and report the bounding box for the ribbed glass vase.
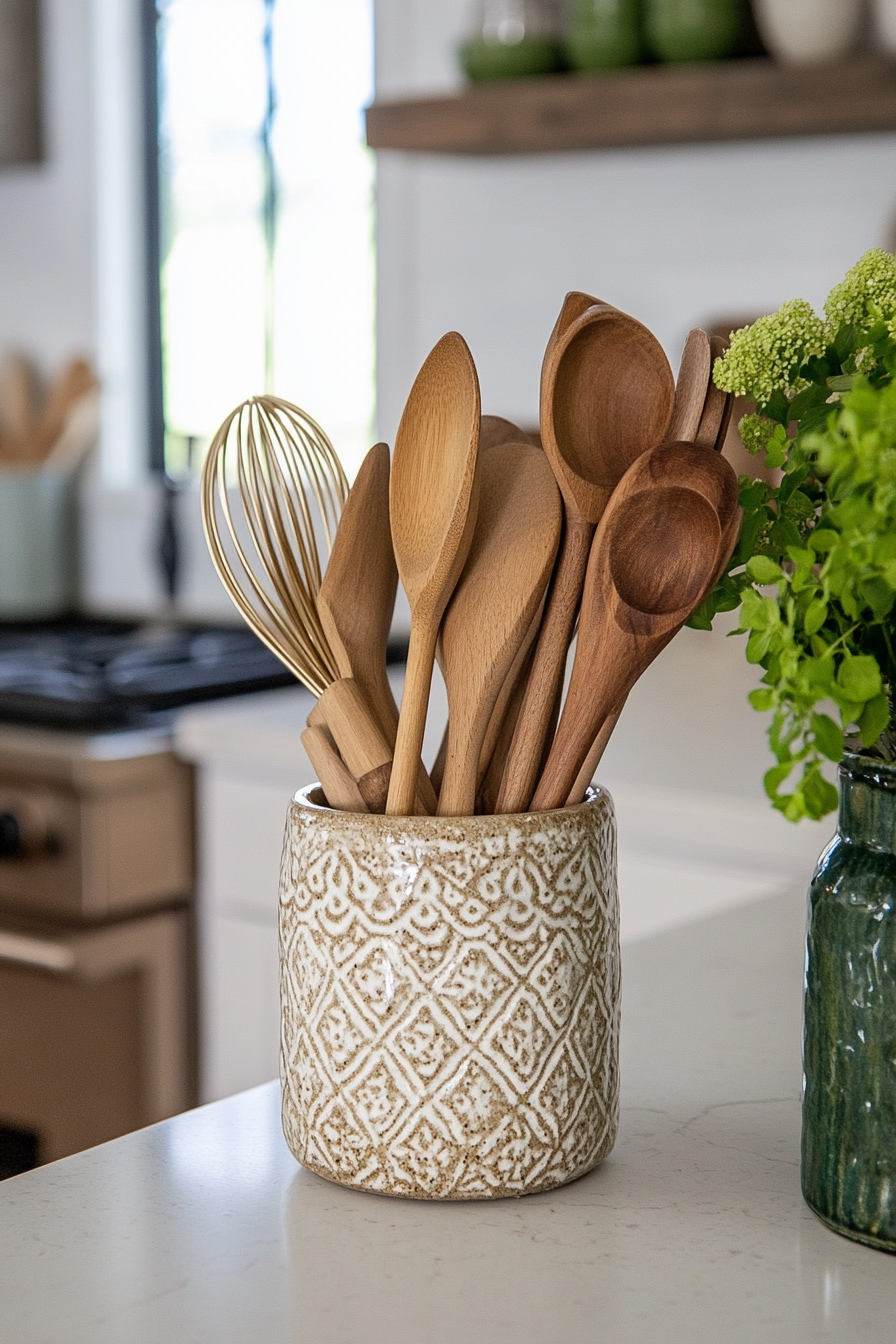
[802,753,896,1252]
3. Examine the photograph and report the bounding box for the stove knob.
[0,812,21,859]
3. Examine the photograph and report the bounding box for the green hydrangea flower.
[714,299,825,406]
[825,248,896,334]
[738,413,779,456]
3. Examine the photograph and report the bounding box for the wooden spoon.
[386,332,481,816]
[495,297,675,813]
[564,495,742,806]
[695,335,732,450]
[666,329,711,444]
[479,415,537,451]
[436,443,561,816]
[530,441,740,812]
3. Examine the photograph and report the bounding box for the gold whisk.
[201,394,348,695]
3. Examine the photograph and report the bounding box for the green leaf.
[811,713,844,762]
[764,389,790,425]
[858,693,891,748]
[769,516,802,550]
[803,597,828,636]
[764,762,794,801]
[746,628,774,663]
[782,490,816,524]
[809,530,838,553]
[802,768,839,820]
[861,578,896,620]
[832,323,858,363]
[746,555,784,585]
[749,687,776,712]
[802,656,836,690]
[685,600,713,631]
[837,655,883,702]
[738,480,768,511]
[765,439,789,470]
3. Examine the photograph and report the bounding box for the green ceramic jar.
[802,753,896,1252]
[566,0,641,70]
[460,0,564,81]
[645,0,745,62]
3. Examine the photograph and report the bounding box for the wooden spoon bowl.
[386,332,481,816]
[607,487,721,618]
[496,297,675,813]
[530,441,740,812]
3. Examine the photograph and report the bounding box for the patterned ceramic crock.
[279,784,620,1199]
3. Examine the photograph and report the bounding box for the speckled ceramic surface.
[279,786,619,1199]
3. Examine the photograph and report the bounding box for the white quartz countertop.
[2,887,893,1342]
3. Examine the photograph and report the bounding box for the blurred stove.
[0,618,296,730]
[0,616,297,1178]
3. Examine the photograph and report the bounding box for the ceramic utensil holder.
[279,785,620,1199]
[0,467,78,618]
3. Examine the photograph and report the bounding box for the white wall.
[372,0,891,808]
[0,0,95,370]
[374,0,896,441]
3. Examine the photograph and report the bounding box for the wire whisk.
[201,395,349,695]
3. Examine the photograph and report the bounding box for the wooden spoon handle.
[317,678,391,779]
[666,329,711,444]
[694,336,730,450]
[301,725,369,813]
[387,624,438,816]
[566,697,627,807]
[477,643,532,815]
[494,513,594,814]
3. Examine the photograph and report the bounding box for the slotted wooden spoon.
[386,333,481,816]
[436,443,561,816]
[496,295,675,813]
[531,441,740,812]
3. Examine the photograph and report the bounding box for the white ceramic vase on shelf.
[753,0,863,64]
[873,0,896,53]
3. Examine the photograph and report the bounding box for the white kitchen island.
[1,886,893,1343]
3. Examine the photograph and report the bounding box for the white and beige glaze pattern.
[279,785,620,1199]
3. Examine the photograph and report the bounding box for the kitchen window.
[154,0,376,480]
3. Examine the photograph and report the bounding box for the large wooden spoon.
[386,332,481,816]
[530,441,740,812]
[436,443,561,816]
[496,297,675,813]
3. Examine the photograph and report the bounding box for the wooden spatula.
[436,443,561,816]
[317,442,401,741]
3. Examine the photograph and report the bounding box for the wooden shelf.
[366,54,896,155]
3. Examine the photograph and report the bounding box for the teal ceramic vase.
[802,753,896,1252]
[566,0,642,70]
[645,0,745,62]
